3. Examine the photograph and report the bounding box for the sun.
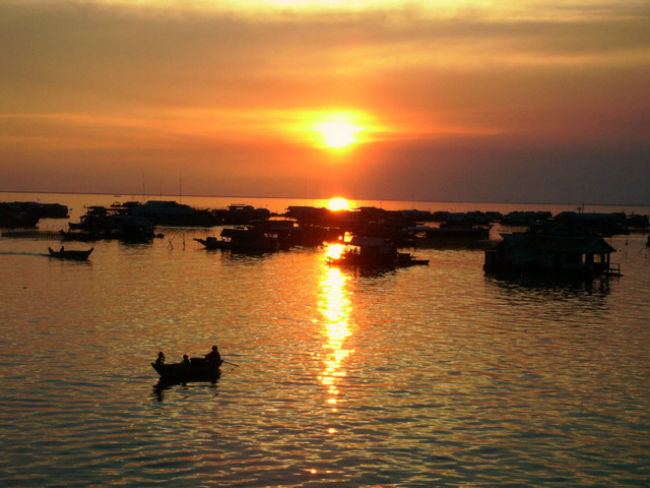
[292,109,378,151]
[327,197,349,211]
[316,120,360,149]
[288,108,380,151]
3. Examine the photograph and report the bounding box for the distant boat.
[152,358,222,383]
[195,226,281,253]
[48,246,94,260]
[193,236,227,250]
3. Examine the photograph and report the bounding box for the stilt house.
[484,232,618,276]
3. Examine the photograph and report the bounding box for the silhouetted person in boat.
[205,345,222,365]
[182,354,190,367]
[155,351,165,366]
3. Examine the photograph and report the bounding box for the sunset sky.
[1,0,648,204]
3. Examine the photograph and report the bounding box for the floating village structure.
[2,198,648,278]
[483,232,619,277]
[0,201,68,227]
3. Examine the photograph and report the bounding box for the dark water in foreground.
[0,194,648,487]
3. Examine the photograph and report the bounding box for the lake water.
[1,193,648,487]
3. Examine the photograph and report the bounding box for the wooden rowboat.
[151,358,222,383]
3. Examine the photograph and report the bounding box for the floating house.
[484,232,619,276]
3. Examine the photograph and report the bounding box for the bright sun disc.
[327,197,349,211]
[317,121,359,149]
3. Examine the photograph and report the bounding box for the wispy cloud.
[1,0,647,202]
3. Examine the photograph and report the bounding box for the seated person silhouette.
[155,351,165,366]
[205,345,222,365]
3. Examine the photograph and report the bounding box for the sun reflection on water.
[317,263,354,420]
[325,243,345,260]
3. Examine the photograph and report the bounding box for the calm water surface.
[0,193,648,487]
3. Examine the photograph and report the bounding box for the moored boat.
[195,226,280,253]
[193,236,227,250]
[48,246,94,260]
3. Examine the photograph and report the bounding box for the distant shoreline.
[0,189,647,209]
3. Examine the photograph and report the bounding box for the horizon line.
[0,189,648,210]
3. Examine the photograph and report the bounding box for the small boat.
[193,236,227,250]
[152,357,222,383]
[328,236,429,269]
[48,246,94,260]
[195,227,281,253]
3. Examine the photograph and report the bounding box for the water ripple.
[0,236,648,487]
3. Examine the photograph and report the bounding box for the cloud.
[0,0,647,203]
[2,1,645,102]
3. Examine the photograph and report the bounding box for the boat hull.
[48,247,94,260]
[194,237,227,250]
[151,360,221,383]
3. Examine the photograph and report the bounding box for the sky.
[1,0,648,205]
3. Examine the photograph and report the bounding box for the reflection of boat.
[152,358,222,383]
[48,246,94,260]
[327,236,428,269]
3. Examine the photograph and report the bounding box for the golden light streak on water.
[324,232,353,261]
[317,266,354,419]
[1,193,647,486]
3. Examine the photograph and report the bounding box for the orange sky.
[1,0,648,204]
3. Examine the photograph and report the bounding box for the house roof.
[499,233,615,254]
[545,237,615,253]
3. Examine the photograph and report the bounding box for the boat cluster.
[59,201,272,243]
[1,199,648,273]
